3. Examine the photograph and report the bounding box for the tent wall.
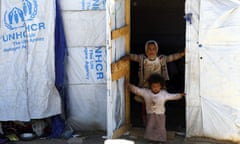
[186,0,240,142]
[0,0,61,121]
[185,0,203,137]
[0,0,130,136]
[60,0,130,137]
[60,0,107,130]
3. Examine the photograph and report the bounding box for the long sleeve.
[129,54,140,62]
[165,93,183,101]
[128,84,147,97]
[166,52,184,63]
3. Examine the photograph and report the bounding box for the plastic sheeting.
[62,11,106,48]
[66,84,107,130]
[60,0,106,11]
[185,0,240,142]
[66,47,107,84]
[0,0,61,121]
[110,37,127,133]
[107,0,127,137]
[65,46,107,130]
[61,0,127,134]
[60,0,108,130]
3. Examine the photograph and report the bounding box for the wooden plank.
[125,71,130,124]
[111,0,131,139]
[124,62,130,124]
[111,26,129,40]
[125,0,130,25]
[112,124,131,139]
[124,0,131,125]
[111,57,129,81]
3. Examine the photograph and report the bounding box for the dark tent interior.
[130,0,186,131]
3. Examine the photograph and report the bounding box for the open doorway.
[130,0,186,131]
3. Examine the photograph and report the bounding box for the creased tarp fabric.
[0,0,61,121]
[185,0,240,142]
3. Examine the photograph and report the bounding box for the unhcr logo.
[4,0,38,30]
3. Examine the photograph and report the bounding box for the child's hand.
[125,81,130,88]
[181,49,185,57]
[121,55,130,61]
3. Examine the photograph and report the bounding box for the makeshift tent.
[2,0,240,142]
[61,0,240,142]
[59,0,130,138]
[185,0,240,142]
[0,0,62,121]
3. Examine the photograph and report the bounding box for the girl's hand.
[125,81,130,88]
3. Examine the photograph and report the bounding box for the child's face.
[150,83,161,94]
[146,43,158,60]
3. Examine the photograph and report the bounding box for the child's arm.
[126,82,145,97]
[181,93,186,97]
[166,49,185,63]
[120,54,139,62]
[129,54,140,62]
[166,92,185,101]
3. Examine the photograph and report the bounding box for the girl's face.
[150,83,161,94]
[146,44,157,60]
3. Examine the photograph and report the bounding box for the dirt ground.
[7,128,237,144]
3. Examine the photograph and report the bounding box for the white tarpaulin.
[62,11,106,48]
[60,0,127,134]
[66,47,107,84]
[60,0,108,130]
[60,0,106,11]
[0,0,61,121]
[186,0,240,142]
[66,84,107,130]
[65,46,107,130]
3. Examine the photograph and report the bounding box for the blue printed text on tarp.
[84,47,105,81]
[1,0,46,53]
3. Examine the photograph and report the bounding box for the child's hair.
[148,73,166,88]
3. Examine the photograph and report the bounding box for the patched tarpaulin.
[185,0,240,142]
[0,0,61,121]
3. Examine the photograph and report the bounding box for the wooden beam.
[112,124,131,139]
[111,26,129,40]
[125,0,131,126]
[125,73,130,124]
[111,57,129,81]
[125,0,130,25]
[110,0,131,139]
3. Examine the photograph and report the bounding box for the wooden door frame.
[109,0,131,138]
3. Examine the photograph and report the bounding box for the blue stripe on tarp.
[50,0,67,138]
[55,0,67,88]
[55,0,69,119]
